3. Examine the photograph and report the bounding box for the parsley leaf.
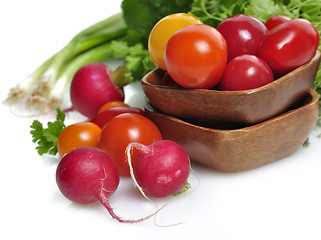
[30,108,66,156]
[110,40,156,83]
[189,0,245,27]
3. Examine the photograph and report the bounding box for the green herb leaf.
[30,108,66,156]
[303,138,311,148]
[109,40,156,82]
[121,0,193,45]
[189,0,244,26]
[30,120,44,143]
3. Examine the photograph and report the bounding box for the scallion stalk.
[4,13,128,117]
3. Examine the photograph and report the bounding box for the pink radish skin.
[56,147,142,223]
[129,140,191,198]
[70,63,124,118]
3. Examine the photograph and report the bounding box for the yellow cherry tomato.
[148,13,203,70]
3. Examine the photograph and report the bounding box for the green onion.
[3,13,128,116]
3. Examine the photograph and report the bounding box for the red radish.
[70,63,124,118]
[126,140,191,198]
[90,107,144,129]
[56,147,143,223]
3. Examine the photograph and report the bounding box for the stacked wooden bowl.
[142,51,321,172]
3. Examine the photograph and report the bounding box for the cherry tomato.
[97,101,130,114]
[99,113,162,176]
[216,14,268,61]
[57,122,102,157]
[164,24,227,89]
[265,15,291,31]
[148,13,203,70]
[90,107,144,129]
[220,55,274,91]
[258,18,319,76]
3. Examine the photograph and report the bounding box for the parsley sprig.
[30,108,66,156]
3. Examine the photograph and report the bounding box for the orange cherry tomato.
[97,101,130,115]
[57,122,102,157]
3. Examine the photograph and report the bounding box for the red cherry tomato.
[258,18,319,76]
[164,24,227,89]
[265,15,291,31]
[90,107,144,129]
[216,14,268,61]
[57,122,102,157]
[99,113,162,176]
[220,55,274,91]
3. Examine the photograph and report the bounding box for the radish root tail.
[99,193,144,223]
[126,143,157,205]
[99,162,159,223]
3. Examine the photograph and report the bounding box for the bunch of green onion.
[4,13,131,116]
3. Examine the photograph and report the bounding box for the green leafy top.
[30,108,66,156]
[109,40,157,83]
[189,0,321,27]
[121,0,194,45]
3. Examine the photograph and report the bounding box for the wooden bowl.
[144,89,319,172]
[142,51,320,125]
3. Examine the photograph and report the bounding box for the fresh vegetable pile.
[6,0,320,223]
[4,0,321,121]
[30,62,192,222]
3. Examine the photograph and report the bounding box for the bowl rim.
[142,50,321,96]
[145,88,319,133]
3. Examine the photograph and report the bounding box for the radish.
[56,147,145,223]
[126,140,191,198]
[70,63,124,118]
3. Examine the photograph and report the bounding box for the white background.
[1,1,321,240]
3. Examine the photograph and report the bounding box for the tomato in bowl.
[141,51,320,125]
